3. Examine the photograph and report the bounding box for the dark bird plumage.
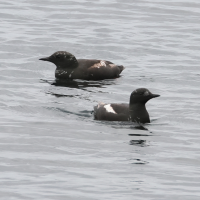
[39,51,125,80]
[94,88,160,123]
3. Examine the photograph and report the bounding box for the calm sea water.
[0,0,200,199]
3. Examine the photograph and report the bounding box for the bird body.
[94,103,130,121]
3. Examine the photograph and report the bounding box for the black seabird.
[94,88,160,123]
[39,51,125,80]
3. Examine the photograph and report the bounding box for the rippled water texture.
[0,0,200,199]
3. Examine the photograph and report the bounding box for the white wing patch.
[91,60,107,69]
[104,104,116,114]
[100,60,106,67]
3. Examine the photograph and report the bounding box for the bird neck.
[129,103,150,123]
[69,57,79,68]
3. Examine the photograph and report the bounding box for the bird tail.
[93,103,105,119]
[117,65,125,73]
[93,105,98,119]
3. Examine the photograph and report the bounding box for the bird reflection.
[129,139,148,147]
[40,78,116,89]
[128,133,152,136]
[130,158,149,164]
[131,125,148,131]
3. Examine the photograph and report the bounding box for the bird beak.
[150,94,160,98]
[39,57,50,61]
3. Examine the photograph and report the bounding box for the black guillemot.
[94,88,160,123]
[39,51,125,80]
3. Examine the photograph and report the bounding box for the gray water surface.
[0,0,200,199]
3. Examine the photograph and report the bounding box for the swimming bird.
[39,51,125,80]
[94,88,160,123]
